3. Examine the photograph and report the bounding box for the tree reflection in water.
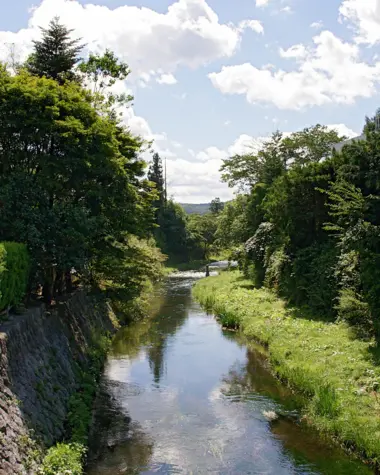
[87,276,194,473]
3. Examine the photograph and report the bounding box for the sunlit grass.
[193,270,380,467]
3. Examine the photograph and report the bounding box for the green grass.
[193,270,380,468]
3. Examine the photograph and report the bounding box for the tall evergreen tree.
[148,152,165,212]
[26,16,84,83]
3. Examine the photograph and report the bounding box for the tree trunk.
[43,265,56,305]
[42,283,53,306]
[65,270,73,293]
[54,271,65,296]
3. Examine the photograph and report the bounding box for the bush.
[40,443,85,475]
[0,242,30,312]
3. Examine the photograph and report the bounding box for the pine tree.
[148,152,165,210]
[26,16,84,83]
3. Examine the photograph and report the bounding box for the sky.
[0,0,379,203]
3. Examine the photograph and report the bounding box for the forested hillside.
[180,203,211,215]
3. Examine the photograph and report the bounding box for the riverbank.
[193,270,380,469]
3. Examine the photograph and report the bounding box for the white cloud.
[238,19,264,35]
[209,30,380,110]
[340,0,380,45]
[195,146,228,162]
[157,73,178,85]
[167,156,235,202]
[0,0,254,83]
[326,123,358,139]
[310,20,323,30]
[256,0,270,7]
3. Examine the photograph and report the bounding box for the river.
[86,272,373,475]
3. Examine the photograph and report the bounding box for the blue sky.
[1,0,379,202]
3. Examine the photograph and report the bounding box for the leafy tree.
[210,197,224,215]
[26,16,84,83]
[282,124,344,166]
[215,195,250,248]
[188,213,218,259]
[156,201,190,261]
[0,66,153,303]
[78,49,133,112]
[220,131,286,191]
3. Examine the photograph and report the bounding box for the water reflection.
[87,275,373,475]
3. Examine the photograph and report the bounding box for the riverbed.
[86,272,372,474]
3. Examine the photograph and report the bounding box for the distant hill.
[180,203,210,215]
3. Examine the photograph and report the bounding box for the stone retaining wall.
[0,291,118,474]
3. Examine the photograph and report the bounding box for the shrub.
[40,443,85,475]
[0,242,30,312]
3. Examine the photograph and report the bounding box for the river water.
[86,272,372,475]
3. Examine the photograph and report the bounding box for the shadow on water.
[87,274,373,475]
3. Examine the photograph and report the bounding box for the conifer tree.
[26,16,84,83]
[148,152,165,211]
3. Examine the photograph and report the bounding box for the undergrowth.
[193,270,380,468]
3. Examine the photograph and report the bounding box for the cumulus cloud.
[340,0,380,45]
[209,30,380,110]
[326,123,359,139]
[0,0,262,83]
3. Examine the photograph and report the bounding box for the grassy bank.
[193,271,380,468]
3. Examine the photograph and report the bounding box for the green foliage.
[217,115,380,334]
[94,235,166,301]
[215,195,250,248]
[0,242,30,312]
[41,443,85,475]
[210,197,224,215]
[220,131,286,190]
[0,52,154,302]
[26,16,84,83]
[148,152,166,211]
[157,201,191,261]
[187,213,218,260]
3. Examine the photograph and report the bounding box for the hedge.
[0,242,30,312]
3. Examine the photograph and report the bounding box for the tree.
[78,49,133,113]
[220,131,286,190]
[26,16,84,83]
[0,67,154,303]
[282,124,344,167]
[188,213,218,260]
[148,152,165,213]
[215,195,250,248]
[156,201,190,262]
[210,197,224,215]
